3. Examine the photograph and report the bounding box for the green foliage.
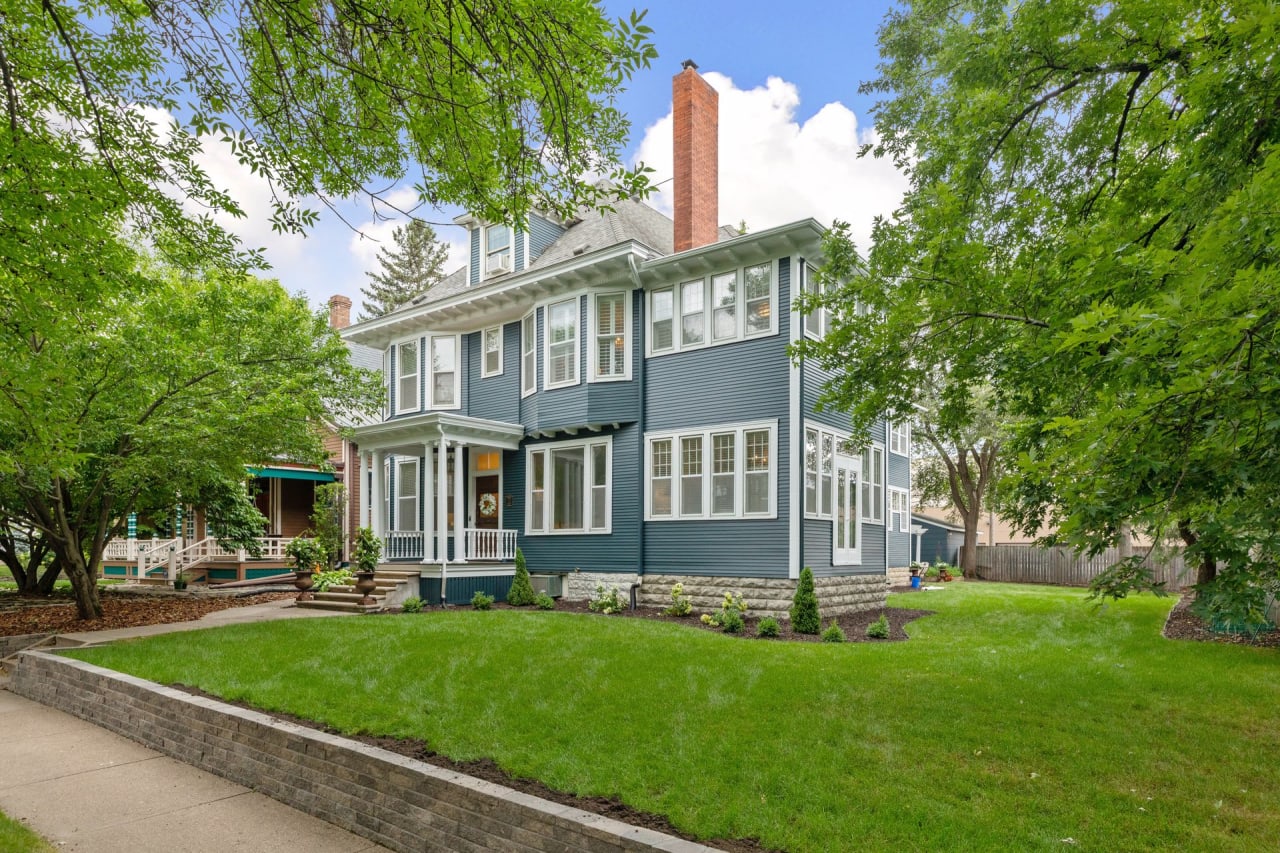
[792,0,1280,624]
[506,548,537,606]
[588,585,627,615]
[353,527,382,573]
[866,614,890,640]
[471,590,494,611]
[1191,574,1277,638]
[756,617,781,638]
[790,567,821,634]
[822,622,846,643]
[535,593,556,611]
[664,582,693,617]
[700,591,749,633]
[1087,558,1168,604]
[285,538,323,572]
[360,221,450,320]
[401,596,424,614]
[199,476,268,557]
[313,569,353,593]
[310,484,346,570]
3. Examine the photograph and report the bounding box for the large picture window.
[546,298,579,388]
[395,339,419,413]
[526,436,611,534]
[645,421,777,520]
[862,445,884,524]
[648,262,775,356]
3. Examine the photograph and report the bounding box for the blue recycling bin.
[910,575,922,589]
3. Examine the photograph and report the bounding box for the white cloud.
[633,72,908,253]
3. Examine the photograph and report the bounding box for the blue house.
[340,63,912,616]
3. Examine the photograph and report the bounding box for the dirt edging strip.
[9,650,719,853]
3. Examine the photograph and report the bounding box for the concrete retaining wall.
[9,651,715,853]
[636,574,886,618]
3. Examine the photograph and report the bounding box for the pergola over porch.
[352,411,524,565]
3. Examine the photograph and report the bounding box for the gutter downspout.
[628,255,646,589]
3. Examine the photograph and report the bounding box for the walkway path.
[2,598,390,852]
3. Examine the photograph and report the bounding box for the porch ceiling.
[353,411,524,454]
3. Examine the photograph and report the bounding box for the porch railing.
[103,537,180,563]
[385,530,426,561]
[381,528,517,562]
[465,528,517,562]
[101,536,295,580]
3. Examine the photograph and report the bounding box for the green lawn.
[66,584,1280,852]
[0,809,52,852]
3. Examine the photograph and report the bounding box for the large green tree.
[360,221,450,320]
[796,1,1280,620]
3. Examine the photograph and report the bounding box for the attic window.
[486,224,511,274]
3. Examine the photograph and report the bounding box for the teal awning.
[247,466,336,482]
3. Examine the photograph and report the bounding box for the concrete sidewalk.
[0,686,389,852]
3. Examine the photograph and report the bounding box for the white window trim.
[485,223,513,276]
[644,419,778,521]
[862,443,886,525]
[588,290,632,382]
[888,486,910,533]
[832,453,863,565]
[804,424,841,520]
[524,434,612,535]
[889,420,910,456]
[392,336,421,416]
[427,334,461,411]
[481,325,504,378]
[801,261,831,340]
[543,296,581,390]
[521,310,537,398]
[646,259,778,357]
[395,457,420,532]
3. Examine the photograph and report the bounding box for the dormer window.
[486,224,511,275]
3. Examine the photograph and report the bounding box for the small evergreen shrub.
[588,584,627,614]
[401,596,424,613]
[866,613,890,639]
[471,590,494,610]
[535,592,556,610]
[664,582,693,617]
[790,567,821,634]
[756,616,780,638]
[506,548,537,606]
[821,622,846,643]
[700,591,749,633]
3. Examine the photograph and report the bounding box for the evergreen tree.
[360,220,451,320]
[790,566,821,635]
[506,548,537,606]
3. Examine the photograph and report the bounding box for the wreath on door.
[479,493,498,517]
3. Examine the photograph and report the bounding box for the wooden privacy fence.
[974,544,1194,590]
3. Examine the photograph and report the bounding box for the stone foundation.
[564,571,640,602]
[887,566,913,587]
[636,573,886,619]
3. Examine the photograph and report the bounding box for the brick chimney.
[672,59,719,253]
[328,294,352,330]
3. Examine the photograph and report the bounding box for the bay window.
[526,436,612,534]
[593,292,628,380]
[521,312,536,396]
[546,297,579,387]
[646,421,776,520]
[395,339,419,413]
[430,336,457,408]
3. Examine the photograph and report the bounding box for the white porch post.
[359,451,371,530]
[437,438,450,604]
[421,442,435,563]
[371,450,386,539]
[453,444,466,563]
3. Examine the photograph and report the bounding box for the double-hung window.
[744,263,771,334]
[486,224,511,274]
[649,262,775,355]
[593,292,627,380]
[889,488,910,532]
[395,339,419,413]
[801,262,831,338]
[482,326,502,377]
[681,280,704,346]
[430,337,457,408]
[862,445,884,523]
[650,289,674,352]
[546,298,579,387]
[396,458,419,531]
[889,421,910,456]
[711,272,737,341]
[804,427,837,518]
[646,421,776,519]
[526,436,611,534]
[521,312,536,396]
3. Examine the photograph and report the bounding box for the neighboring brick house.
[339,62,912,615]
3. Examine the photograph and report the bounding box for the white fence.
[974,544,1194,590]
[382,528,517,562]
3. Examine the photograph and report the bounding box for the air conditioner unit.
[487,255,512,275]
[529,573,563,597]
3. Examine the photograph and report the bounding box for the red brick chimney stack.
[328,294,352,330]
[672,59,719,253]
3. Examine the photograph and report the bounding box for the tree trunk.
[1118,522,1134,560]
[959,510,980,577]
[1177,519,1217,586]
[53,538,102,620]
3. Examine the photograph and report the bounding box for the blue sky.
[209,2,902,318]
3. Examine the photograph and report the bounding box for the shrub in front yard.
[535,593,555,610]
[401,596,424,613]
[471,591,494,610]
[821,622,846,643]
[701,591,748,633]
[756,616,780,638]
[664,582,693,617]
[790,566,821,634]
[506,549,537,606]
[866,614,890,639]
[588,585,627,614]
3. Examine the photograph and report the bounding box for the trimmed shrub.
[664,582,693,617]
[790,566,821,634]
[756,616,781,638]
[506,548,536,606]
[588,585,627,614]
[535,592,556,610]
[401,596,424,613]
[821,622,846,643]
[471,590,494,610]
[700,591,749,633]
[866,613,890,639]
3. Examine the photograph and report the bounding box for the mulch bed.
[0,589,294,637]
[1162,595,1280,648]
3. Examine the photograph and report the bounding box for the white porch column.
[436,438,449,567]
[453,444,466,563]
[371,450,387,538]
[359,451,371,530]
[421,442,435,563]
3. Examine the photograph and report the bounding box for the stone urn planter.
[293,569,315,602]
[355,571,378,605]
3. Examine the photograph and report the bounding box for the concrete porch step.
[293,598,381,614]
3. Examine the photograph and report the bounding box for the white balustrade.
[384,530,425,561]
[464,528,517,562]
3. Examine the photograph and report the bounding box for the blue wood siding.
[886,450,911,567]
[804,519,887,577]
[528,214,565,262]
[420,575,514,606]
[507,425,641,574]
[468,323,521,423]
[514,227,525,272]
[518,307,541,428]
[469,228,481,286]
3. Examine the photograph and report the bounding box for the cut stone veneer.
[636,574,887,619]
[887,566,912,587]
[564,571,640,602]
[9,651,718,853]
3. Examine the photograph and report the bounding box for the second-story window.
[430,337,456,408]
[712,272,737,341]
[482,326,502,377]
[681,280,704,346]
[546,298,578,388]
[521,312,536,396]
[486,224,511,274]
[396,339,419,413]
[593,292,627,380]
[650,289,673,352]
[889,421,910,456]
[648,262,776,356]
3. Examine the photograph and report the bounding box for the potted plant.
[285,537,322,602]
[173,573,189,591]
[352,526,382,605]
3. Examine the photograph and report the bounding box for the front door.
[833,457,861,565]
[474,475,500,530]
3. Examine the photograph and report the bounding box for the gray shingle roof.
[347,341,383,372]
